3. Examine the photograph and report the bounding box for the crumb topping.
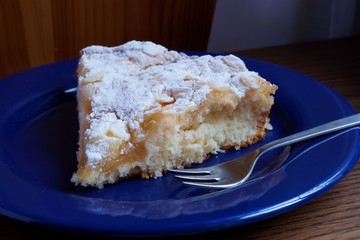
[79,41,269,164]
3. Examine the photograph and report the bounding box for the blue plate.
[0,56,359,236]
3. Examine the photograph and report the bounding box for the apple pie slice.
[71,41,277,188]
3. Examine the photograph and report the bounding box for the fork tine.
[168,168,211,174]
[182,180,239,189]
[174,174,220,181]
[182,181,229,189]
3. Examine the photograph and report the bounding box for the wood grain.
[0,0,216,78]
[0,35,359,239]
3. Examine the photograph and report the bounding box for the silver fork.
[168,113,360,189]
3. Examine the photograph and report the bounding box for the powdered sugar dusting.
[78,41,268,164]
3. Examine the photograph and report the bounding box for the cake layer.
[71,41,277,188]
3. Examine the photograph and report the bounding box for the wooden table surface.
[1,37,359,239]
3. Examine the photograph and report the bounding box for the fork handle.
[260,113,360,153]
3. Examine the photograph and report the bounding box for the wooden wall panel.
[0,0,216,78]
[19,0,55,66]
[0,0,29,77]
